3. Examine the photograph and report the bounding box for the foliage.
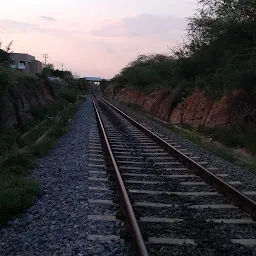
[0,174,40,224]
[42,63,54,76]
[0,128,20,155]
[58,87,78,103]
[195,125,256,156]
[180,0,256,94]
[100,79,110,94]
[41,63,88,95]
[0,41,15,101]
[0,64,14,101]
[112,0,256,159]
[1,150,37,175]
[42,64,74,81]
[112,54,175,90]
[152,118,256,174]
[113,0,256,97]
[0,41,12,65]
[0,100,81,225]
[0,43,86,225]
[31,102,65,120]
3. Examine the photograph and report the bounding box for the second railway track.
[89,96,256,255]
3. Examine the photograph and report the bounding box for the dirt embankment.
[1,81,54,129]
[105,86,255,128]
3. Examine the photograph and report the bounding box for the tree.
[0,41,13,65]
[112,0,256,96]
[42,63,54,75]
[112,54,175,89]
[187,0,256,57]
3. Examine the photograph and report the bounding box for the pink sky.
[0,0,198,78]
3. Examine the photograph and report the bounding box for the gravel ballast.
[0,97,132,256]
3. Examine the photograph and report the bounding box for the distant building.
[10,53,43,74]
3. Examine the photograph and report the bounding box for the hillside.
[103,0,256,156]
[0,49,88,224]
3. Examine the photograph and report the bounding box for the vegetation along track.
[90,96,256,255]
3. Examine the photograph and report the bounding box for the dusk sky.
[0,0,198,78]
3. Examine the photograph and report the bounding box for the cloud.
[0,20,36,31]
[39,16,56,22]
[91,14,187,40]
[0,19,83,37]
[104,45,115,54]
[0,15,188,78]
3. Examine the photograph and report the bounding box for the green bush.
[30,139,56,157]
[22,120,53,146]
[0,129,21,155]
[112,54,174,92]
[1,150,37,174]
[58,87,78,103]
[15,72,42,89]
[0,174,40,224]
[195,125,256,156]
[31,102,65,120]
[0,101,80,224]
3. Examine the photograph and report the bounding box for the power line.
[43,54,48,65]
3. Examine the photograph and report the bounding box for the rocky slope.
[105,87,255,129]
[1,79,54,129]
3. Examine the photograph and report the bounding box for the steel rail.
[92,99,149,256]
[99,97,256,219]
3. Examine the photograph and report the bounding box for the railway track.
[88,96,256,255]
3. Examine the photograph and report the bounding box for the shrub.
[58,87,77,103]
[30,139,56,157]
[31,102,65,120]
[0,174,40,224]
[1,150,37,174]
[195,125,256,156]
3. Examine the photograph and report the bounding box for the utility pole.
[43,54,48,65]
[61,64,64,71]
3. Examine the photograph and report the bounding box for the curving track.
[89,96,256,255]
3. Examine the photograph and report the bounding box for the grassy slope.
[0,98,85,225]
[162,122,256,174]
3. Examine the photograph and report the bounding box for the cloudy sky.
[0,0,197,78]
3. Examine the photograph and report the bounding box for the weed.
[1,150,37,174]
[22,121,48,144]
[48,123,66,138]
[0,174,40,224]
[0,129,21,155]
[58,87,78,103]
[0,99,82,224]
[157,121,256,174]
[194,125,256,156]
[30,139,56,157]
[31,101,65,120]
